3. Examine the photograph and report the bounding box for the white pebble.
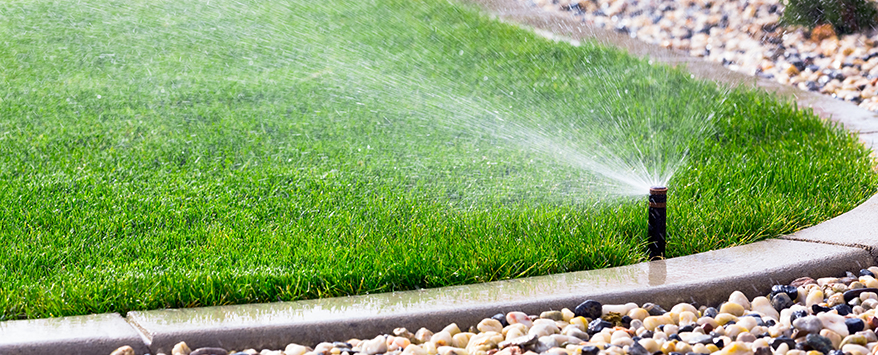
[729,291,751,310]
[506,312,532,328]
[360,336,388,355]
[842,344,870,355]
[431,331,453,347]
[602,303,638,316]
[670,303,698,314]
[561,308,575,322]
[529,323,559,337]
[818,312,849,337]
[401,344,427,355]
[806,289,824,307]
[415,328,434,344]
[442,324,461,336]
[736,316,757,331]
[751,296,780,320]
[451,333,472,349]
[285,344,309,355]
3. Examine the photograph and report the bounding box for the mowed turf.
[0,0,875,319]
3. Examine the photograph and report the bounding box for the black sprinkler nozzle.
[648,186,667,260]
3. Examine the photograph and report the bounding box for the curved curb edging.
[124,239,873,354]
[3,1,878,354]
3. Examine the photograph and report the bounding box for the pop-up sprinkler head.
[647,186,667,260]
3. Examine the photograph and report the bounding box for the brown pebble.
[811,24,837,42]
[791,277,817,287]
[703,323,715,333]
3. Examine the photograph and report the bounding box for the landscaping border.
[3,1,878,354]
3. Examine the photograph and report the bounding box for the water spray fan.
[647,186,667,260]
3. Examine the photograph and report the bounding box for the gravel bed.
[108,266,878,355]
[520,0,878,112]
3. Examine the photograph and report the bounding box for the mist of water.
[324,63,724,200]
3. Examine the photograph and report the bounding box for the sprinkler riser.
[648,187,667,260]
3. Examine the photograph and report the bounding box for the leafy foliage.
[782,0,878,34]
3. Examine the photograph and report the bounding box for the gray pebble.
[771,293,794,311]
[805,334,833,354]
[627,341,650,355]
[540,310,563,321]
[574,300,603,320]
[561,325,590,341]
[642,303,666,316]
[499,334,538,349]
[529,336,558,353]
[792,316,823,337]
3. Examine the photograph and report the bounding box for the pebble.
[190,348,229,355]
[641,303,666,316]
[540,310,563,321]
[529,322,559,337]
[842,343,870,355]
[805,334,834,354]
[442,324,461,336]
[284,344,307,355]
[499,333,538,348]
[357,335,388,355]
[587,318,614,334]
[575,300,603,320]
[720,302,746,317]
[817,312,849,336]
[751,296,780,320]
[491,313,508,327]
[794,315,824,336]
[562,325,589,340]
[506,311,533,328]
[477,318,504,333]
[110,346,135,355]
[846,318,865,333]
[173,342,193,355]
[602,303,637,316]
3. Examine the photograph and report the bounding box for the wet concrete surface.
[126,239,870,352]
[0,313,149,355]
[782,193,878,261]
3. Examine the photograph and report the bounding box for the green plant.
[782,0,878,34]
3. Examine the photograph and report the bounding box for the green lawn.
[0,0,875,319]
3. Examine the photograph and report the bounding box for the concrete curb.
[3,1,878,354]
[0,313,150,355]
[125,239,872,353]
